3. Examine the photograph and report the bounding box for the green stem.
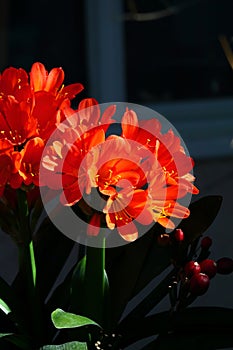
[16,189,43,345]
[84,234,107,326]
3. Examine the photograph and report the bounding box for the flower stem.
[84,234,107,326]
[17,189,43,345]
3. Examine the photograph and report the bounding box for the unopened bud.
[87,214,100,236]
[201,236,212,250]
[157,234,170,246]
[174,228,184,242]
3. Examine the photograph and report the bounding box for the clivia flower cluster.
[0,62,199,242]
[41,101,199,241]
[0,62,83,195]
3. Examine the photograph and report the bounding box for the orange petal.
[121,108,138,139]
[45,67,64,93]
[30,62,47,91]
[101,104,116,124]
[78,98,100,125]
[117,221,138,242]
[158,217,175,229]
[61,183,82,206]
[59,83,84,100]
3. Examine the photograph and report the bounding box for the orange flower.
[41,98,116,203]
[0,62,84,194]
[42,104,199,241]
[121,108,198,196]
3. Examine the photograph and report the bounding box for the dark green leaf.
[46,266,74,315]
[0,333,30,349]
[0,333,13,338]
[33,217,75,301]
[120,307,233,349]
[71,242,110,327]
[146,331,233,350]
[118,269,175,332]
[106,229,156,325]
[0,276,27,333]
[179,196,222,243]
[0,200,20,242]
[40,341,88,350]
[132,224,172,295]
[172,306,233,332]
[119,311,170,347]
[70,256,86,313]
[51,308,100,329]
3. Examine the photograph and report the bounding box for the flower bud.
[174,228,184,242]
[216,257,233,275]
[199,259,217,278]
[189,273,210,295]
[157,234,171,246]
[201,236,212,250]
[184,261,201,278]
[87,214,100,236]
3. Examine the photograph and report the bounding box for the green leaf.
[51,308,101,329]
[179,196,222,243]
[0,298,11,315]
[172,306,233,331]
[132,224,172,295]
[0,333,30,349]
[33,217,75,301]
[0,200,19,241]
[0,333,13,338]
[46,265,75,316]
[145,330,233,350]
[118,269,175,331]
[40,341,88,350]
[120,307,233,349]
[71,236,110,327]
[106,229,156,325]
[0,276,28,333]
[119,311,170,347]
[70,256,86,313]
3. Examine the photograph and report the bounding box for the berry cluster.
[182,237,233,296]
[166,231,233,310]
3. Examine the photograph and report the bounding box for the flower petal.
[30,62,47,91]
[117,221,138,242]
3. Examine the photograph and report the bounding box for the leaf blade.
[51,309,101,329]
[40,341,88,350]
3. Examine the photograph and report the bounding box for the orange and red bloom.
[41,102,199,241]
[0,62,83,194]
[0,62,199,241]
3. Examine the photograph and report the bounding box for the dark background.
[1,0,233,102]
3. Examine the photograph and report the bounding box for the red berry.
[217,257,233,275]
[174,228,184,241]
[199,259,217,278]
[189,273,210,295]
[184,261,201,278]
[201,236,212,250]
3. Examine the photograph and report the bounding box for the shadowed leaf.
[40,341,87,350]
[179,196,223,243]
